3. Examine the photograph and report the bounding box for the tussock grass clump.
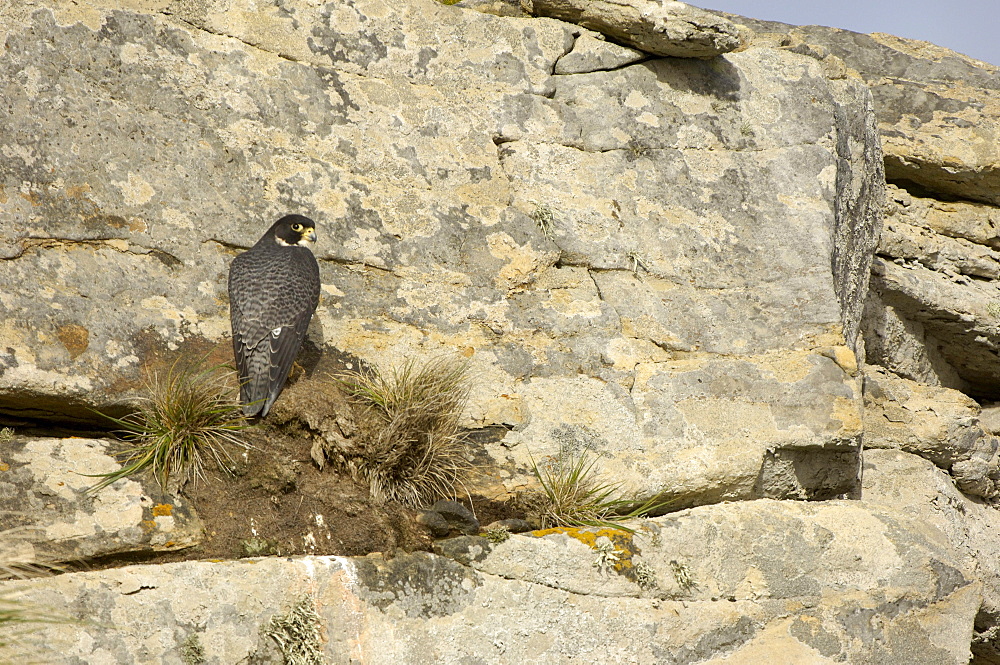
[530,447,672,531]
[339,357,471,507]
[89,358,251,493]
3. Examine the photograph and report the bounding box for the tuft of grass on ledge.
[529,447,674,532]
[338,356,471,507]
[87,357,252,494]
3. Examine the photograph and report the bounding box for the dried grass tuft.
[89,357,251,493]
[338,357,471,507]
[530,447,673,531]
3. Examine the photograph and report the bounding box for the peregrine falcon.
[228,214,320,417]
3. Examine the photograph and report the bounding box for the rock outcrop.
[4,479,981,663]
[728,15,1000,404]
[0,437,203,563]
[524,0,746,57]
[0,0,883,507]
[729,16,1000,206]
[3,0,1000,663]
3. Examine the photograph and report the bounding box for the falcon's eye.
[291,223,304,232]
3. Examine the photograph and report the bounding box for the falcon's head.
[272,214,317,249]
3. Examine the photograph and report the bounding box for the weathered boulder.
[553,32,647,74]
[524,0,746,57]
[724,15,1000,206]
[0,437,203,563]
[3,494,980,663]
[863,366,1000,498]
[0,0,883,506]
[862,449,1000,661]
[710,17,1000,401]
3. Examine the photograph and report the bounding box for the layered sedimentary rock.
[4,482,982,663]
[0,0,882,505]
[5,0,1000,662]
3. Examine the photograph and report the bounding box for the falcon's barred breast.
[228,214,321,417]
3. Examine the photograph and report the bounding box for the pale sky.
[702,1,1000,67]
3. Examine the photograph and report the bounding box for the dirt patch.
[182,427,431,559]
[50,355,530,569]
[147,426,526,565]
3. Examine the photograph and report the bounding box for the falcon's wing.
[258,308,313,416]
[228,247,319,417]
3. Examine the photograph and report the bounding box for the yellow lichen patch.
[152,503,173,517]
[831,396,863,434]
[0,463,9,472]
[530,526,640,574]
[753,350,816,384]
[57,324,90,360]
[117,173,156,206]
[65,183,91,199]
[141,519,157,532]
[824,345,859,375]
[486,232,557,293]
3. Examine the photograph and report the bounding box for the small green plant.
[338,356,471,507]
[670,559,694,592]
[592,536,621,574]
[483,524,511,544]
[180,633,206,665]
[528,447,673,531]
[987,302,1000,319]
[0,593,53,659]
[627,250,649,275]
[740,121,753,137]
[529,202,556,239]
[263,597,325,665]
[633,560,658,590]
[88,357,252,493]
[0,427,13,444]
[240,537,279,558]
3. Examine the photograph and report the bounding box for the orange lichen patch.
[530,526,640,575]
[66,183,92,198]
[0,463,9,472]
[141,519,157,532]
[57,324,90,360]
[152,504,173,517]
[19,190,41,206]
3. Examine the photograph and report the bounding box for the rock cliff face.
[1,1,999,663]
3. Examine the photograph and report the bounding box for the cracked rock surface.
[0,436,203,562]
[0,0,882,505]
[3,1,1000,663]
[4,478,981,663]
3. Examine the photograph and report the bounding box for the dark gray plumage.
[228,214,320,417]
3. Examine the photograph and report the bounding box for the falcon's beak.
[308,230,317,244]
